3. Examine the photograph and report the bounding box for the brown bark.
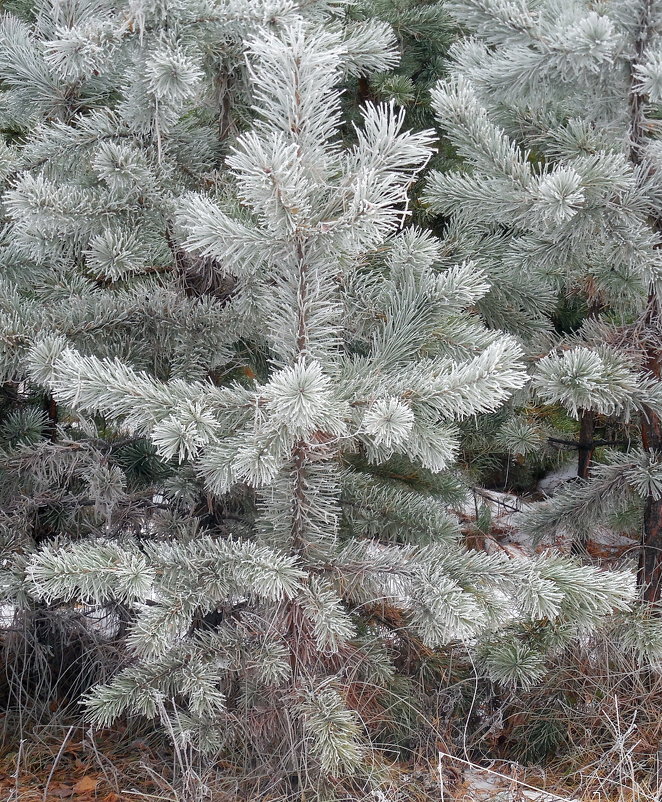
[576,409,595,481]
[628,0,662,602]
[569,410,596,557]
[42,392,58,442]
[638,309,662,602]
[357,77,374,106]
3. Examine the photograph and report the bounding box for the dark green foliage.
[351,0,456,130]
[114,438,172,487]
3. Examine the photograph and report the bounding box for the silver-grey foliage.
[0,0,640,791]
[425,0,662,563]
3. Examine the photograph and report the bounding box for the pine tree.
[9,12,639,796]
[348,0,455,132]
[424,0,662,591]
[0,0,398,723]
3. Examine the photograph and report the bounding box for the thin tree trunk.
[43,392,58,442]
[638,302,662,602]
[357,77,373,105]
[570,409,596,556]
[639,489,662,604]
[576,409,594,480]
[629,0,662,602]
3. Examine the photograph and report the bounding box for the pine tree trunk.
[629,0,662,602]
[638,300,662,603]
[576,409,594,480]
[639,490,662,604]
[42,392,58,442]
[357,76,373,105]
[570,409,595,556]
[566,406,596,557]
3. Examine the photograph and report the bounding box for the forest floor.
[0,734,591,802]
[0,463,645,802]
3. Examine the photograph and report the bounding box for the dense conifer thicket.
[2,0,662,800]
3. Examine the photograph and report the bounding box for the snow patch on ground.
[452,487,537,556]
[452,461,637,563]
[455,766,579,801]
[537,460,577,496]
